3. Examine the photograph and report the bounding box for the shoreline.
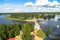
[6,16,44,22]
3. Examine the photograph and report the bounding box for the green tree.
[0,24,7,40]
[22,22,33,40]
[14,23,20,36]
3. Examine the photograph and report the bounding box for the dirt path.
[14,30,43,40]
[14,18,43,40]
[15,31,22,40]
[31,30,43,40]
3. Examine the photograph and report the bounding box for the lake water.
[0,15,28,25]
[0,15,34,25]
[0,15,60,31]
[0,15,60,40]
[38,19,60,32]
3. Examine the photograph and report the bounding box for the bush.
[36,30,46,38]
[0,36,3,40]
[22,22,33,40]
[0,23,20,40]
[6,23,20,38]
[0,24,7,40]
[22,22,34,32]
[22,33,32,40]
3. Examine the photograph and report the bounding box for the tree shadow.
[31,35,35,40]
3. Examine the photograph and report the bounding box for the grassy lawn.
[5,16,23,20]
[36,30,46,38]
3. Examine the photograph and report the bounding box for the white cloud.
[0,0,60,13]
[48,1,60,6]
[24,2,34,6]
[24,0,60,6]
[23,0,60,12]
[0,4,22,13]
[35,0,49,6]
[24,0,49,6]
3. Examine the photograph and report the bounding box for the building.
[55,15,60,21]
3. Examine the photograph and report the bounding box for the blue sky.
[0,0,60,12]
[0,0,35,4]
[0,0,60,4]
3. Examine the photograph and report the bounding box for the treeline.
[22,22,34,40]
[10,13,55,20]
[0,23,21,40]
[10,13,40,20]
[0,12,60,14]
[0,12,60,16]
[0,22,34,40]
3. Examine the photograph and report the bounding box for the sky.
[0,0,60,13]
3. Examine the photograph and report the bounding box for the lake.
[38,19,60,32]
[0,15,60,40]
[0,15,34,25]
[0,15,60,32]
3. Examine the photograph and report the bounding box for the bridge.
[23,18,44,30]
[23,18,44,22]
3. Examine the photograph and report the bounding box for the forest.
[0,23,21,40]
[7,12,56,20]
[1,12,60,20]
[0,12,57,40]
[0,22,34,40]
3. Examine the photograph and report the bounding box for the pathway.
[15,18,43,40]
[15,31,22,40]
[31,30,44,40]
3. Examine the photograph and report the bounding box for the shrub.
[6,23,20,38]
[22,22,34,32]
[22,22,33,40]
[22,33,32,40]
[0,23,20,40]
[0,24,7,40]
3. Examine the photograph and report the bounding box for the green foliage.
[22,33,32,40]
[36,30,46,38]
[9,13,55,20]
[22,22,34,32]
[10,13,41,20]
[0,24,7,40]
[22,22,33,40]
[0,23,21,40]
[46,26,52,36]
[0,36,3,40]
[26,22,34,32]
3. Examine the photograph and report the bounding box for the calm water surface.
[38,19,60,32]
[0,15,60,40]
[0,15,60,31]
[0,15,26,24]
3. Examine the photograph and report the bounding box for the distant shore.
[5,15,44,22]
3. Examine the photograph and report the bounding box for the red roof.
[8,38,15,40]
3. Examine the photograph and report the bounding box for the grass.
[5,16,24,20]
[36,30,46,38]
